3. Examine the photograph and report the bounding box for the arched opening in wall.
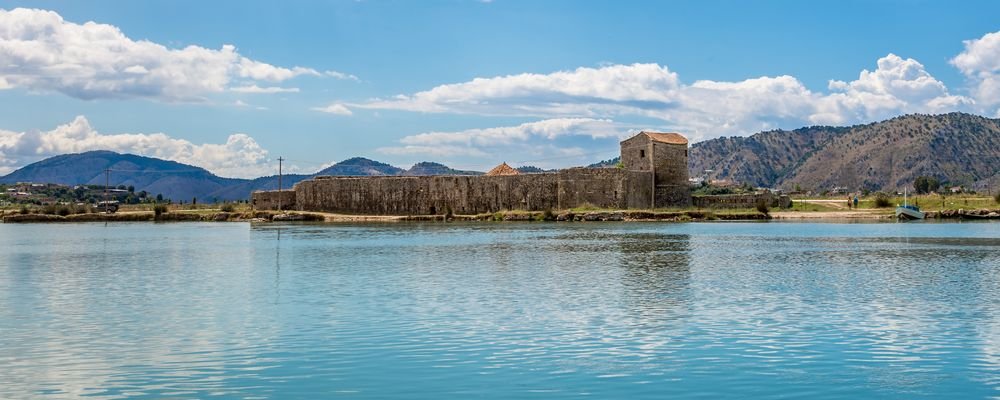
[430,206,436,215]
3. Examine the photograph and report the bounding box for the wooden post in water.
[104,168,111,214]
[277,156,284,212]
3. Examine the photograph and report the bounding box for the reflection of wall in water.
[613,233,692,318]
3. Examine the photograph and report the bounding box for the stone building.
[253,131,692,214]
[620,131,692,208]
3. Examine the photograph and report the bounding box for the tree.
[127,185,135,193]
[914,176,927,194]
[914,176,941,194]
[156,193,163,202]
[927,177,940,193]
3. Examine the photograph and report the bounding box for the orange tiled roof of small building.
[485,162,519,176]
[640,131,688,145]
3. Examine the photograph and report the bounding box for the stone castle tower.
[619,131,692,208]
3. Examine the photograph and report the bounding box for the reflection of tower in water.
[614,233,692,319]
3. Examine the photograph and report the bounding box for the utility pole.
[277,157,284,212]
[104,168,111,214]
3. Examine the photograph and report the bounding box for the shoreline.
[3,207,998,223]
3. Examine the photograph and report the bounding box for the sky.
[0,0,999,178]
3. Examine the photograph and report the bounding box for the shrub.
[444,205,453,220]
[57,206,71,216]
[873,193,892,208]
[995,192,1000,204]
[755,200,770,215]
[219,203,235,212]
[542,208,555,221]
[19,205,29,215]
[153,204,168,217]
[42,204,57,215]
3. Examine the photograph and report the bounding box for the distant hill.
[1,154,492,201]
[402,162,482,176]
[316,157,404,176]
[587,157,620,168]
[689,112,1000,191]
[205,174,312,202]
[0,151,243,201]
[515,165,551,173]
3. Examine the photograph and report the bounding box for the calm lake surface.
[1,221,999,399]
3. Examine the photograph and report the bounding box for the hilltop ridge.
[690,112,1000,191]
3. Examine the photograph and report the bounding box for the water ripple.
[0,221,998,399]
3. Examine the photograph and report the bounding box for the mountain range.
[689,112,1000,192]
[0,154,487,201]
[3,112,998,200]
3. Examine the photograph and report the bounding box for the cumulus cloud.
[377,118,633,169]
[231,85,300,94]
[349,55,974,140]
[312,103,353,115]
[952,31,1000,111]
[0,116,279,178]
[356,63,679,114]
[0,8,354,101]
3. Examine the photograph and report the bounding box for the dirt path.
[772,210,891,219]
[796,199,853,210]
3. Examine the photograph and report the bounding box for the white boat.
[895,189,924,220]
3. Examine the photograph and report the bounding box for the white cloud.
[0,116,279,178]
[355,63,679,114]
[231,85,300,94]
[398,118,622,146]
[377,118,632,169]
[312,103,353,115]
[0,8,353,101]
[325,70,360,81]
[952,30,1000,111]
[351,55,974,140]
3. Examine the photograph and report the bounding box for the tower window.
[640,149,645,158]
[685,150,688,157]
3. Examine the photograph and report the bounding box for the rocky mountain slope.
[690,113,1000,191]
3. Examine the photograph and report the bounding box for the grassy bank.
[1,209,324,223]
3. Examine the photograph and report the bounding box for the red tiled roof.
[485,162,519,176]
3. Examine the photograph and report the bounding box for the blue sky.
[1,0,999,177]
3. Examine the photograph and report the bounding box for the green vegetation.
[0,183,165,206]
[873,192,892,208]
[569,202,602,212]
[691,181,758,196]
[153,204,168,217]
[219,203,236,213]
[995,192,1000,204]
[755,200,770,215]
[913,176,941,194]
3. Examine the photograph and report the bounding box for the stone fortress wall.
[253,131,692,215]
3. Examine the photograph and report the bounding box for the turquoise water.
[1,221,999,399]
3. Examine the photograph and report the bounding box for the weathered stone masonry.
[253,131,690,215]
